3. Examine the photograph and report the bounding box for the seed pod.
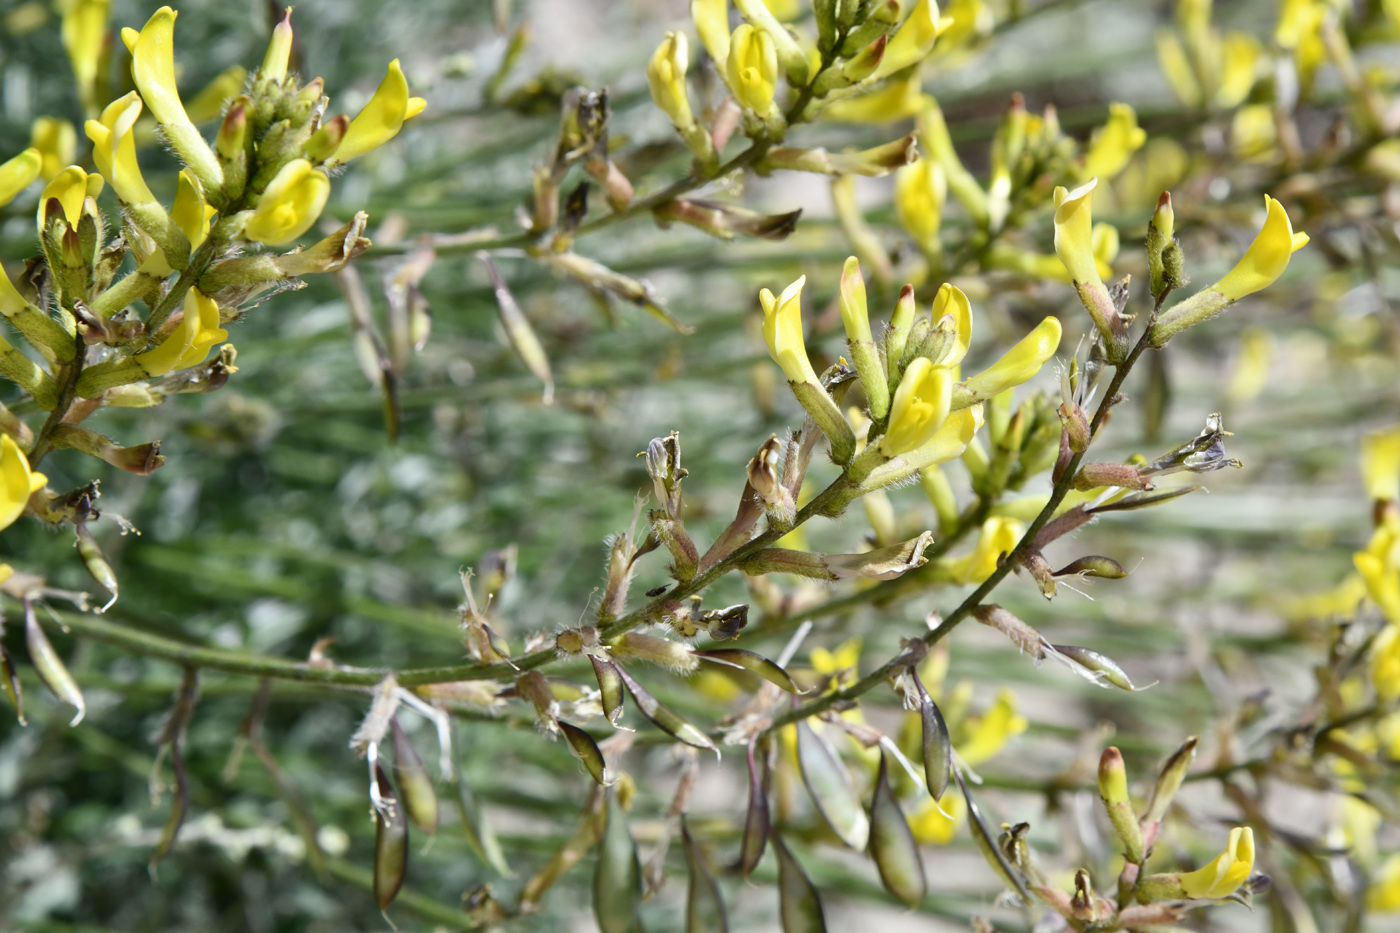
[24,602,84,726]
[1145,736,1198,825]
[593,788,642,933]
[692,648,801,693]
[869,753,926,907]
[75,524,118,609]
[1053,556,1129,579]
[956,768,1029,901]
[1087,485,1199,513]
[391,718,439,834]
[682,817,729,932]
[448,747,512,876]
[479,251,554,404]
[590,655,625,726]
[1052,645,1138,691]
[795,719,869,849]
[0,642,23,725]
[772,831,827,932]
[372,763,409,910]
[912,671,950,800]
[738,738,770,878]
[1057,401,1090,453]
[613,663,718,754]
[150,741,189,874]
[559,720,610,786]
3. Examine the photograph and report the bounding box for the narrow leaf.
[772,831,827,933]
[1087,485,1200,513]
[692,648,801,693]
[795,719,869,849]
[682,817,729,932]
[869,753,926,908]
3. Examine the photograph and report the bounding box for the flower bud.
[1058,401,1090,453]
[262,7,294,83]
[1144,736,1197,825]
[646,32,694,130]
[725,24,779,116]
[216,99,248,161]
[1098,746,1144,863]
[304,115,349,165]
[691,0,731,66]
[874,0,949,79]
[1071,461,1149,491]
[732,0,809,86]
[885,284,917,382]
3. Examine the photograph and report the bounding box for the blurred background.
[1,0,1398,930]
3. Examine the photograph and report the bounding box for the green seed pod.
[682,817,729,932]
[795,719,869,849]
[692,648,801,693]
[372,763,409,910]
[739,739,770,878]
[1088,485,1200,513]
[1053,556,1129,579]
[479,251,554,404]
[1143,350,1169,445]
[0,642,23,725]
[24,602,84,726]
[75,524,118,610]
[593,788,642,933]
[913,671,951,800]
[1052,645,1138,691]
[772,831,827,932]
[391,718,439,834]
[1145,736,1199,825]
[589,655,625,726]
[613,663,718,754]
[559,720,610,786]
[956,769,1030,901]
[868,753,926,908]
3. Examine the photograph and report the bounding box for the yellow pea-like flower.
[882,358,953,456]
[1373,627,1400,703]
[61,0,110,115]
[243,159,331,245]
[962,317,1061,402]
[1212,196,1309,301]
[875,0,951,80]
[909,791,964,845]
[725,24,778,115]
[823,75,926,124]
[758,275,819,386]
[646,32,694,130]
[1356,520,1400,625]
[0,434,47,533]
[1155,29,1202,109]
[37,165,103,231]
[1217,32,1262,108]
[957,687,1027,764]
[810,637,862,683]
[1081,103,1147,182]
[1181,827,1255,899]
[1053,178,1103,287]
[1368,855,1400,912]
[930,283,972,368]
[86,93,159,208]
[1231,104,1278,163]
[30,119,76,182]
[0,149,42,207]
[135,287,228,377]
[691,0,731,67]
[894,159,946,253]
[126,7,223,190]
[1361,426,1400,504]
[171,170,215,250]
[334,60,427,163]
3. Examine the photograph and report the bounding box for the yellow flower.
[1156,30,1202,109]
[1054,178,1103,287]
[1356,519,1400,625]
[822,75,926,124]
[909,791,965,845]
[1224,327,1272,404]
[1081,103,1147,182]
[930,283,972,367]
[691,0,731,67]
[1181,826,1255,899]
[949,517,1023,586]
[1217,32,1263,108]
[882,358,953,456]
[962,317,1061,402]
[0,434,47,533]
[86,92,159,208]
[334,60,427,163]
[0,149,41,207]
[958,688,1027,765]
[1368,855,1400,912]
[811,637,862,689]
[1212,196,1309,301]
[61,0,110,115]
[1276,0,1327,89]
[759,275,819,385]
[1362,426,1400,504]
[894,159,946,253]
[1373,627,1400,703]
[647,32,694,129]
[171,169,215,249]
[761,0,800,19]
[124,7,223,190]
[1231,104,1279,163]
[30,118,76,181]
[875,0,951,79]
[135,287,228,376]
[243,159,331,245]
[37,165,103,231]
[725,24,778,115]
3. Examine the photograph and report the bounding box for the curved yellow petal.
[37,165,90,230]
[1053,178,1102,286]
[725,24,778,114]
[0,149,42,207]
[895,159,946,251]
[86,92,159,207]
[1181,827,1255,899]
[129,7,222,188]
[963,316,1061,401]
[931,283,972,368]
[1362,426,1400,504]
[1082,103,1147,181]
[335,59,425,162]
[1212,196,1307,301]
[135,287,227,376]
[0,434,44,532]
[760,275,818,385]
[882,358,953,456]
[243,159,330,245]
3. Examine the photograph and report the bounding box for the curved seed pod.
[391,718,439,834]
[0,642,24,725]
[1052,556,1128,579]
[448,750,512,877]
[559,720,610,785]
[955,768,1029,901]
[738,738,769,878]
[372,763,409,910]
[692,648,801,693]
[772,831,827,932]
[682,817,729,932]
[594,788,642,933]
[795,719,868,849]
[590,654,625,726]
[75,524,118,609]
[869,753,926,908]
[25,602,84,726]
[149,742,189,874]
[613,663,718,754]
[1087,485,1199,513]
[1051,645,1137,691]
[912,670,950,800]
